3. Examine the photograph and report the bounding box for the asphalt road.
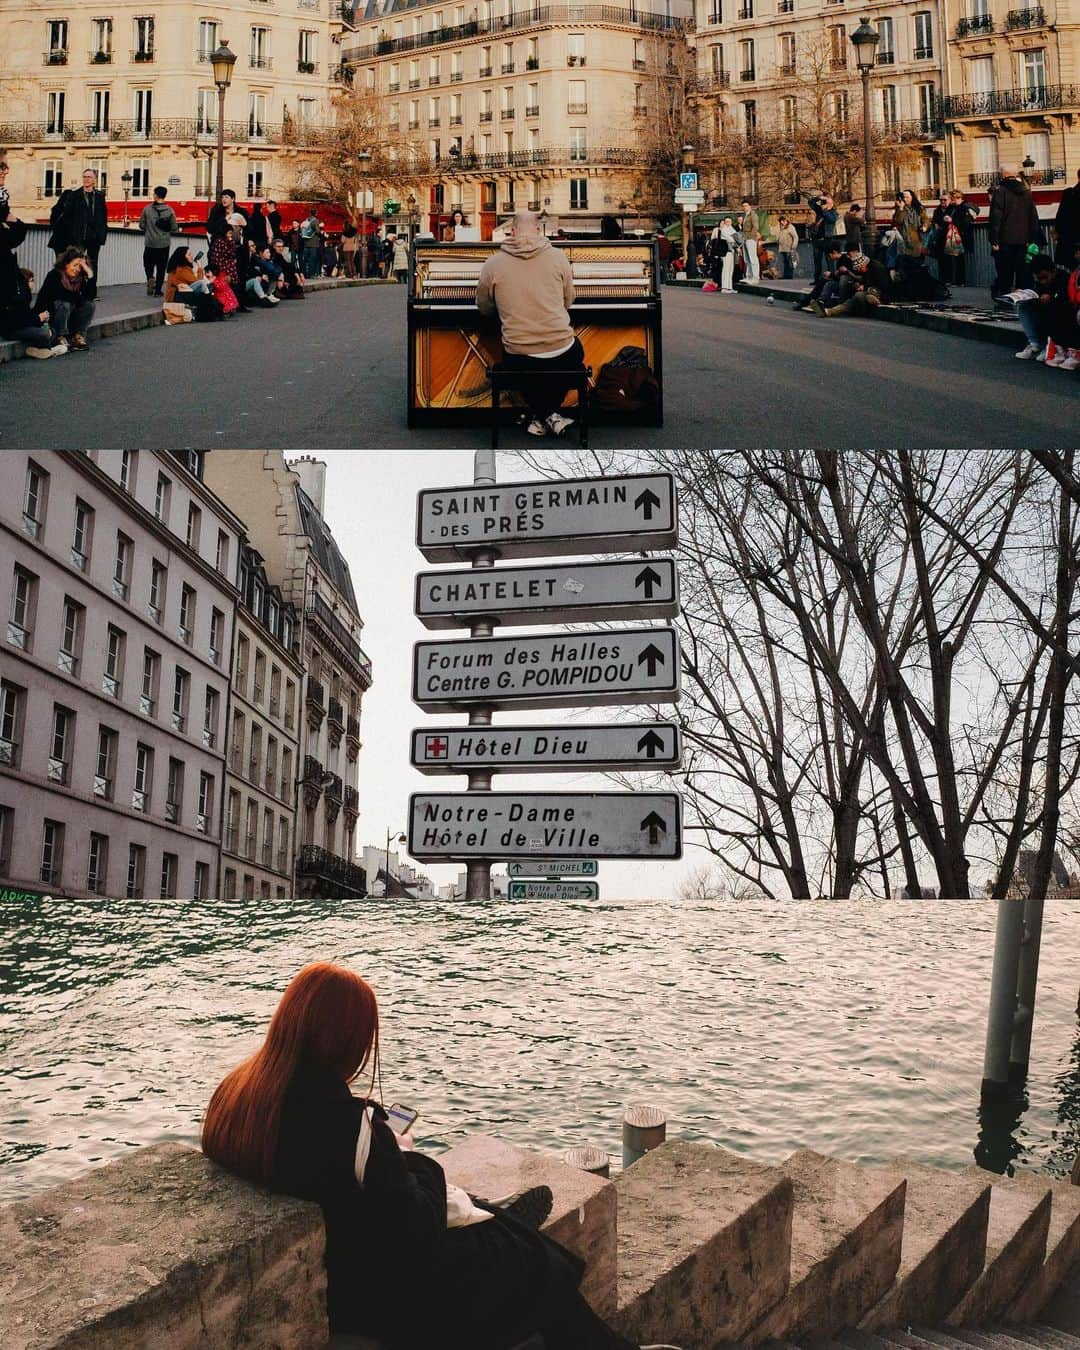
[1,283,1074,449]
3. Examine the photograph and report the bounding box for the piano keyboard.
[413,244,655,303]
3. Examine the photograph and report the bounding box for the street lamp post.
[120,169,132,226]
[384,828,407,898]
[357,149,372,276]
[406,193,418,241]
[850,20,880,249]
[210,39,237,204]
[681,144,698,278]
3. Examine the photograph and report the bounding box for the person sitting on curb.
[476,209,585,439]
[35,246,96,352]
[1014,253,1078,368]
[791,244,849,311]
[808,252,894,317]
[272,239,305,298]
[202,962,683,1350]
[0,200,65,357]
[245,245,282,307]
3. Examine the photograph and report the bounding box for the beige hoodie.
[475,236,575,356]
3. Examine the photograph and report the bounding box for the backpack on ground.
[592,346,660,415]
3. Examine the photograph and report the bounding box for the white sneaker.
[1059,353,1079,370]
[1035,344,1050,362]
[50,341,68,356]
[525,417,547,437]
[267,294,281,304]
[1046,350,1067,367]
[545,412,575,437]
[24,346,53,359]
[1015,342,1041,360]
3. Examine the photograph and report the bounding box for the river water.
[2,895,1079,1203]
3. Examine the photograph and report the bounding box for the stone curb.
[0,275,390,365]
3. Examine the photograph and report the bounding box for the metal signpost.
[410,455,682,902]
[507,860,599,878]
[413,627,680,713]
[407,791,682,862]
[508,880,600,901]
[416,472,677,562]
[411,721,682,775]
[415,558,679,629]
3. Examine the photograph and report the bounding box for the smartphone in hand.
[386,1103,419,1135]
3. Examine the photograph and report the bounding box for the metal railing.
[956,13,993,35]
[968,166,1065,187]
[1006,6,1045,27]
[1,117,335,147]
[305,593,372,684]
[342,5,685,62]
[306,676,325,708]
[328,697,345,728]
[347,713,360,742]
[296,844,366,894]
[943,84,1078,117]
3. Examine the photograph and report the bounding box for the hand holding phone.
[386,1102,418,1135]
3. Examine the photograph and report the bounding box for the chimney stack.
[289,455,328,514]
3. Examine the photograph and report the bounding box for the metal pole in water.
[622,1105,666,1170]
[465,451,496,903]
[981,897,1025,1096]
[1009,895,1045,1079]
[563,1146,611,1178]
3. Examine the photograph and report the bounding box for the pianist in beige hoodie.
[475,211,576,356]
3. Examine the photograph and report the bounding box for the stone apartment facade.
[0,450,242,901]
[219,543,303,901]
[0,0,350,218]
[203,452,372,901]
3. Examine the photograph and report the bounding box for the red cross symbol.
[426,736,449,759]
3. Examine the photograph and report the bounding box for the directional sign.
[416,472,677,562]
[674,190,705,201]
[507,859,599,877]
[679,172,699,191]
[413,627,680,713]
[414,558,679,629]
[508,880,599,901]
[411,721,682,774]
[408,791,682,861]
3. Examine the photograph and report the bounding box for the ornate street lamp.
[210,39,237,203]
[850,20,880,247]
[120,168,133,226]
[383,829,407,898]
[353,149,372,275]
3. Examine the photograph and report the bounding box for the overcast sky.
[307,449,701,900]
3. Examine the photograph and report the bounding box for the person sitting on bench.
[476,209,586,438]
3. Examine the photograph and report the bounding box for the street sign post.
[507,859,599,877]
[416,472,677,562]
[413,628,680,713]
[408,791,682,861]
[411,721,682,774]
[415,557,679,629]
[679,172,699,191]
[508,880,599,901]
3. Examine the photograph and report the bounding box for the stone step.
[746,1149,907,1344]
[1006,1178,1080,1323]
[945,1171,1052,1326]
[829,1328,931,1350]
[439,1133,617,1320]
[1027,1326,1080,1349]
[859,1161,991,1331]
[920,1327,1038,1350]
[613,1142,794,1349]
[896,1328,973,1350]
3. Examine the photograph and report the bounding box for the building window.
[568,79,587,114]
[828,26,846,68]
[250,26,270,69]
[71,499,94,571]
[133,742,153,812]
[112,532,132,600]
[739,38,755,79]
[914,11,933,58]
[242,874,255,901]
[570,178,588,210]
[94,725,117,799]
[829,89,849,126]
[247,162,267,198]
[248,93,268,141]
[103,625,125,698]
[90,89,111,135]
[172,667,189,731]
[280,746,293,801]
[230,709,245,772]
[245,798,258,861]
[567,33,585,65]
[780,94,797,134]
[126,843,146,898]
[140,648,159,716]
[277,815,290,873]
[148,560,166,623]
[740,99,757,135]
[193,861,210,900]
[0,806,10,875]
[262,806,274,866]
[198,19,218,61]
[43,160,64,197]
[40,820,65,887]
[166,757,184,823]
[197,772,213,834]
[196,88,217,136]
[0,680,24,767]
[23,460,48,539]
[134,14,154,59]
[778,32,795,75]
[298,29,317,71]
[917,82,937,131]
[216,530,230,575]
[154,471,170,523]
[46,18,68,60]
[235,633,249,692]
[87,833,109,894]
[209,607,224,665]
[204,687,219,748]
[179,584,195,644]
[8,566,36,651]
[47,705,73,784]
[58,597,84,676]
[254,650,266,703]
[1021,48,1047,96]
[249,724,262,782]
[223,867,237,899]
[91,16,113,58]
[130,158,150,196]
[876,17,894,62]
[46,90,66,136]
[569,127,587,161]
[738,0,753,17]
[118,449,136,492]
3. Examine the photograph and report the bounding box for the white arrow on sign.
[408,791,682,861]
[414,558,679,629]
[508,880,599,901]
[416,472,677,562]
[413,628,680,712]
[410,721,682,774]
[507,859,599,877]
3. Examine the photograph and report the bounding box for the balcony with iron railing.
[969,166,1065,187]
[344,785,359,815]
[944,84,1078,117]
[526,104,540,116]
[306,676,325,710]
[328,697,345,730]
[956,13,993,36]
[43,49,68,65]
[1006,6,1045,27]
[0,117,336,147]
[296,844,366,897]
[343,5,685,63]
[304,593,372,687]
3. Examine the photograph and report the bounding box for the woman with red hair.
[203,963,667,1350]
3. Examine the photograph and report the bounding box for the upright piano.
[406,239,663,427]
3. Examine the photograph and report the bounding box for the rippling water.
[2,896,1080,1202]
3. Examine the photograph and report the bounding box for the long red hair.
[202,962,379,1183]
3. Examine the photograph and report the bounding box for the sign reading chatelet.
[408,791,682,861]
[411,722,682,774]
[507,859,599,878]
[415,557,678,629]
[416,472,677,562]
[508,880,599,901]
[413,628,680,713]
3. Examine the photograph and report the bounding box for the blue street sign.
[679,172,699,191]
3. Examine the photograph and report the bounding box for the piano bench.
[487,365,591,449]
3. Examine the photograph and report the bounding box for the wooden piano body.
[405,239,663,427]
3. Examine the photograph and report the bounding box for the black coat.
[267,210,283,240]
[0,220,40,337]
[50,188,108,251]
[206,203,234,241]
[947,200,978,250]
[270,1061,588,1348]
[35,267,94,313]
[1055,183,1080,245]
[989,178,1041,247]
